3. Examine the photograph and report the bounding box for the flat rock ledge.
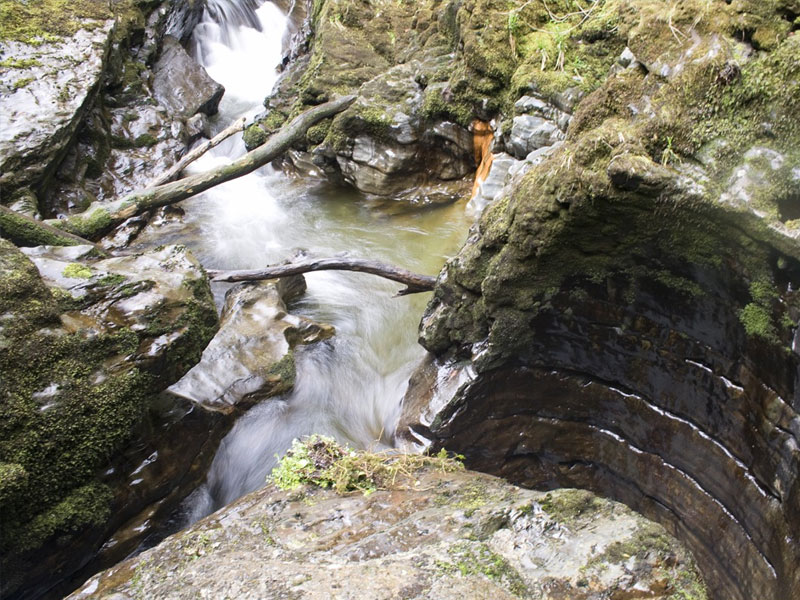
[70,467,705,599]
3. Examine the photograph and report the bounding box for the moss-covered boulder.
[0,240,219,599]
[70,440,706,599]
[400,3,800,600]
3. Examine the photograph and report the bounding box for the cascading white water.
[154,0,472,522]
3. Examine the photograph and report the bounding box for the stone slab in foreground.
[70,466,705,599]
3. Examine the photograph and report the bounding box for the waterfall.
[159,0,472,523]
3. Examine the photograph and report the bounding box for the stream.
[134,0,473,522]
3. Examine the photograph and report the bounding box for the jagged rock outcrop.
[0,0,213,218]
[245,0,515,202]
[69,452,705,599]
[0,240,219,599]
[0,18,115,196]
[400,2,800,600]
[151,35,224,118]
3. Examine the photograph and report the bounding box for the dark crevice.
[777,193,800,223]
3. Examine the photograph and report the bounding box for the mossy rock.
[0,241,218,584]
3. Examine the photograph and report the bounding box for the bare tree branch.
[144,117,247,188]
[208,257,436,296]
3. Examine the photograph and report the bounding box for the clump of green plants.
[61,262,92,279]
[270,435,464,496]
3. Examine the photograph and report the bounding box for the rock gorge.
[1,0,799,599]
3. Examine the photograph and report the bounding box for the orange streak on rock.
[471,119,494,200]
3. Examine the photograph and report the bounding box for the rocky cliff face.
[400,2,800,600]
[0,0,213,218]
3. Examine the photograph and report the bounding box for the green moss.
[0,463,28,505]
[438,540,529,596]
[739,303,778,342]
[97,273,126,286]
[11,76,35,91]
[242,124,268,150]
[667,567,709,600]
[262,110,288,132]
[421,86,474,128]
[56,207,112,239]
[15,483,113,552]
[0,210,80,247]
[133,133,157,148]
[588,522,674,567]
[265,352,296,393]
[0,242,216,567]
[539,489,602,523]
[0,57,42,69]
[0,0,142,43]
[306,119,332,146]
[62,262,93,279]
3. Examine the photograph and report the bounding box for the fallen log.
[45,95,357,240]
[144,117,247,188]
[208,257,436,296]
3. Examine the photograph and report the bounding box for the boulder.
[0,241,219,599]
[70,449,705,600]
[152,36,225,118]
[319,62,475,202]
[506,115,565,159]
[169,278,335,413]
[0,20,115,194]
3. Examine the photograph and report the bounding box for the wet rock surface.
[169,277,335,413]
[248,0,491,203]
[70,463,705,600]
[0,20,115,194]
[0,0,220,219]
[152,35,224,118]
[0,241,218,599]
[401,4,800,599]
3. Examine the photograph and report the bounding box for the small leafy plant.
[270,435,464,496]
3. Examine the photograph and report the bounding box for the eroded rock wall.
[0,0,214,218]
[401,2,800,599]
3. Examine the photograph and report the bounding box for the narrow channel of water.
[142,0,473,521]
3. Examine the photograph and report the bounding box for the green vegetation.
[539,489,602,522]
[0,57,42,69]
[0,0,143,43]
[242,124,268,149]
[54,207,112,239]
[62,262,93,279]
[437,540,529,596]
[0,210,80,247]
[0,241,217,567]
[270,435,464,495]
[667,567,709,600]
[588,522,674,567]
[11,77,34,91]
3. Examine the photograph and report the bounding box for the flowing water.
[145,0,472,521]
